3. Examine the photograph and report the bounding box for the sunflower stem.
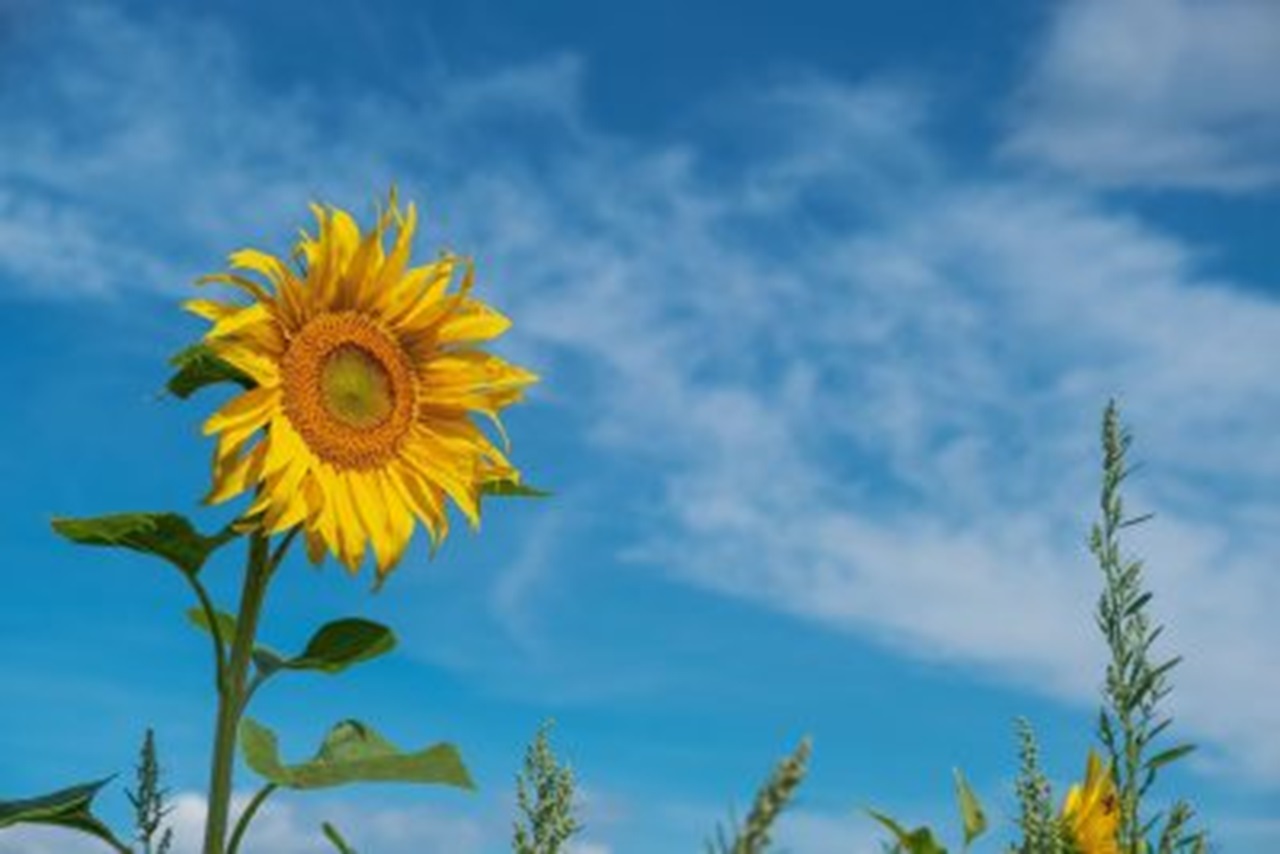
[186,573,228,692]
[226,783,278,854]
[201,531,276,854]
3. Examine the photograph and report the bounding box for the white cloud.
[3,0,1280,809]
[1003,0,1280,190]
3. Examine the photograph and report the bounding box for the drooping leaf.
[52,512,237,576]
[865,809,949,854]
[952,768,987,849]
[0,777,127,849]
[283,619,396,674]
[322,821,359,854]
[166,343,254,400]
[480,478,551,498]
[240,718,474,791]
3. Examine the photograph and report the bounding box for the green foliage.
[1010,717,1072,854]
[865,810,949,854]
[513,720,582,854]
[1091,401,1208,854]
[187,610,396,680]
[51,512,238,577]
[0,777,130,852]
[187,606,240,644]
[953,768,988,851]
[165,343,254,399]
[239,718,474,791]
[482,478,552,499]
[322,821,360,854]
[127,728,174,854]
[707,736,810,854]
[280,618,398,674]
[859,766,991,854]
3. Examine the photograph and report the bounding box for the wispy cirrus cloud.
[1002,0,1280,191]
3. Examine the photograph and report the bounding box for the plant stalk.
[201,532,274,854]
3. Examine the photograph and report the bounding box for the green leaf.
[52,512,236,576]
[865,809,949,854]
[166,343,254,399]
[1145,743,1196,772]
[952,768,987,849]
[187,606,239,643]
[481,478,551,498]
[0,777,126,848]
[322,821,359,854]
[240,718,474,791]
[252,647,288,678]
[283,619,397,675]
[1124,591,1153,618]
[187,607,291,679]
[185,613,393,680]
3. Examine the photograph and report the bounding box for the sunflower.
[1061,749,1121,854]
[188,194,537,580]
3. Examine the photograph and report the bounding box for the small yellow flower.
[1061,749,1121,854]
[190,193,536,580]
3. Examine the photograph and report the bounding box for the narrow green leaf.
[52,512,236,576]
[952,768,987,848]
[240,718,474,791]
[166,343,254,399]
[1124,591,1153,618]
[1139,717,1174,748]
[865,809,949,854]
[1145,743,1196,772]
[322,821,359,854]
[481,478,551,498]
[284,619,396,674]
[0,777,126,848]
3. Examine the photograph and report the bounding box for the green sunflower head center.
[320,344,395,428]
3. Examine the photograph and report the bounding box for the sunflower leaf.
[252,647,289,677]
[52,512,237,576]
[481,478,551,498]
[185,607,291,676]
[240,718,474,791]
[0,777,129,849]
[186,606,239,643]
[281,618,397,675]
[166,343,255,399]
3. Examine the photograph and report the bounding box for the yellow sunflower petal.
[203,386,278,441]
[196,271,275,306]
[435,300,513,345]
[207,439,267,505]
[184,298,242,322]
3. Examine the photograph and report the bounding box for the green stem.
[186,572,228,690]
[226,783,278,854]
[201,532,275,854]
[100,832,133,854]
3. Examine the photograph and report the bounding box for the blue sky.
[2,1,1279,851]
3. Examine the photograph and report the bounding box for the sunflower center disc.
[321,344,394,428]
[281,311,417,470]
